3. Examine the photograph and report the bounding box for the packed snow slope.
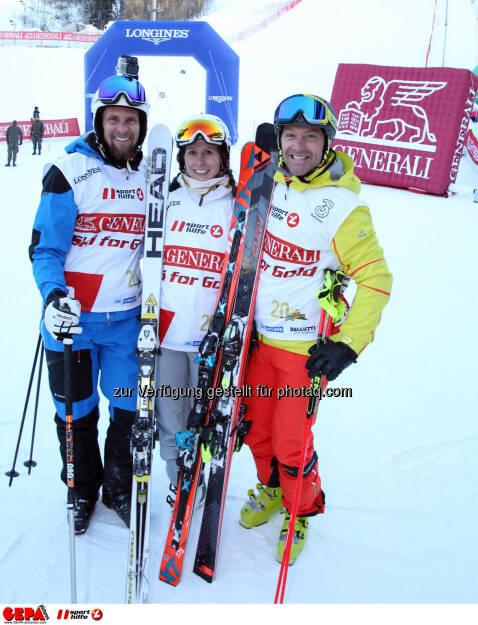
[1,0,477,607]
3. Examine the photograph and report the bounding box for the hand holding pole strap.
[44,291,82,345]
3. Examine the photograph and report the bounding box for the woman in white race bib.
[156,114,237,497]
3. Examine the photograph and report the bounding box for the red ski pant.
[243,341,325,517]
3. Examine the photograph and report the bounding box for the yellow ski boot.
[239,483,283,529]
[276,513,308,565]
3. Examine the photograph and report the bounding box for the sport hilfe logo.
[56,609,103,620]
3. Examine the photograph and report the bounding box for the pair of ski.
[126,123,277,601]
[160,131,277,586]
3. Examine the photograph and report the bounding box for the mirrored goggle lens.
[97,75,146,105]
[176,119,225,145]
[275,95,328,125]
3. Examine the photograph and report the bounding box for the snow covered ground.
[1,0,478,619]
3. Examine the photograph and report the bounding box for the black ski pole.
[24,342,44,474]
[5,334,42,486]
[64,342,77,603]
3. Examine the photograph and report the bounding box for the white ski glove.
[44,291,82,345]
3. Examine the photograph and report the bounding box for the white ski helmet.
[91,74,150,148]
[175,113,231,173]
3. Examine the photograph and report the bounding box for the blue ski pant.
[41,314,139,420]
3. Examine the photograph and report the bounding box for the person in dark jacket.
[31,117,44,155]
[33,106,40,119]
[5,120,23,166]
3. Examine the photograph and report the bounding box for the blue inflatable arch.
[84,20,240,143]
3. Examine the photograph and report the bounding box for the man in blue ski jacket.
[29,73,149,534]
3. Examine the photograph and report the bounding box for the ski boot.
[239,483,283,528]
[102,490,131,528]
[72,497,96,535]
[276,513,308,565]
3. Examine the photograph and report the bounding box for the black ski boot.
[72,497,97,535]
[103,408,134,528]
[102,490,130,527]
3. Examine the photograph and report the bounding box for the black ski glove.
[305,338,357,382]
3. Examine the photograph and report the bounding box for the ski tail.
[126,124,173,604]
[255,122,277,156]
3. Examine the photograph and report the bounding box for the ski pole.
[24,341,44,474]
[274,270,348,604]
[64,342,77,603]
[5,334,42,486]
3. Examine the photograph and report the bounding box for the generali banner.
[0,31,100,43]
[0,118,80,141]
[464,128,478,166]
[330,64,478,195]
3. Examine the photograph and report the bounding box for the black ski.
[193,142,277,583]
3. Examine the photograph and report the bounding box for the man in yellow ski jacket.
[240,94,392,564]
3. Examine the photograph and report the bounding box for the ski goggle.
[274,94,336,128]
[97,75,146,107]
[176,119,226,146]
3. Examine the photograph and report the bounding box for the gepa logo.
[3,605,49,622]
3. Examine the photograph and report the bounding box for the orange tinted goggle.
[176,119,225,146]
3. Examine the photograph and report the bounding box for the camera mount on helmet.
[116,55,139,80]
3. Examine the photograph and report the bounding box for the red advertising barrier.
[464,128,478,165]
[0,118,80,141]
[0,31,100,43]
[331,64,478,195]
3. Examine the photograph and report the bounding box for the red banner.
[0,118,80,141]
[464,128,478,165]
[0,31,100,43]
[330,64,478,195]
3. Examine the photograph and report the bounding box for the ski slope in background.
[0,0,477,613]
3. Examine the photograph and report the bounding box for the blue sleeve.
[30,165,78,303]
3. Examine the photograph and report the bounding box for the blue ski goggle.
[97,75,146,107]
[274,94,336,128]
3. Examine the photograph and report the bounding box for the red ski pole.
[274,270,348,604]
